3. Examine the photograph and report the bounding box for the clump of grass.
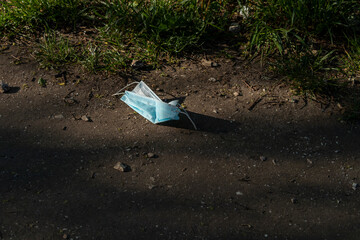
[36,31,78,69]
[341,37,360,78]
[99,0,231,61]
[246,0,360,56]
[80,43,129,73]
[81,43,101,72]
[1,0,234,68]
[242,0,360,97]
[0,0,90,36]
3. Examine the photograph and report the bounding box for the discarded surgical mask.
[113,81,197,130]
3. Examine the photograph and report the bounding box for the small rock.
[201,59,212,67]
[229,23,241,33]
[113,162,131,172]
[0,81,10,93]
[236,191,243,196]
[291,198,298,204]
[260,156,267,161]
[233,92,239,97]
[213,109,218,114]
[352,182,358,191]
[272,159,277,165]
[306,159,313,165]
[211,62,219,67]
[147,152,156,158]
[208,77,217,82]
[148,184,157,190]
[156,88,163,92]
[63,234,68,239]
[54,114,64,119]
[81,115,91,122]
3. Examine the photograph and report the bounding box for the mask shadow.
[159,111,238,133]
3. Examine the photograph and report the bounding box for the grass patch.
[80,43,129,73]
[243,0,360,98]
[0,0,234,69]
[246,0,360,55]
[36,31,78,69]
[342,37,360,78]
[0,0,90,36]
[98,0,231,62]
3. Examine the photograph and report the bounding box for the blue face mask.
[113,81,197,129]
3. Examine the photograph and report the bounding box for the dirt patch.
[1,46,360,240]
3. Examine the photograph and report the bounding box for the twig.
[11,55,21,61]
[248,96,264,111]
[242,80,256,91]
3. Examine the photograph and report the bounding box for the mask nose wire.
[112,81,140,96]
[177,104,197,130]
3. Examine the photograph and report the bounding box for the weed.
[342,36,360,78]
[81,43,101,73]
[36,31,78,69]
[80,43,129,73]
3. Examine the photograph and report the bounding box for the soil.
[1,45,360,240]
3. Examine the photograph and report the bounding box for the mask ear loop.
[177,104,197,130]
[112,81,140,96]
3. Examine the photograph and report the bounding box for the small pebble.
[260,156,267,161]
[233,92,239,97]
[63,234,68,239]
[54,114,64,119]
[201,59,212,67]
[211,62,219,67]
[208,77,217,82]
[352,182,358,191]
[236,191,243,196]
[147,152,156,158]
[113,162,131,172]
[81,115,91,122]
